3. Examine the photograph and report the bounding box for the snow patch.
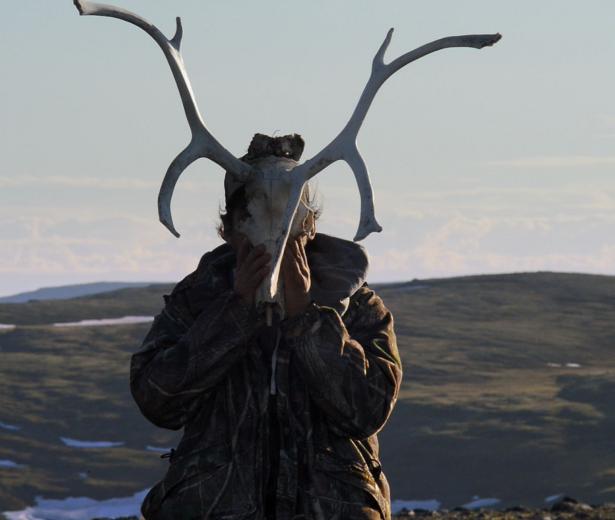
[0,324,15,330]
[0,460,25,469]
[547,362,562,368]
[3,488,149,520]
[53,316,153,328]
[145,445,173,453]
[60,437,124,449]
[462,497,501,509]
[391,499,441,513]
[545,493,564,503]
[565,363,581,368]
[0,421,21,431]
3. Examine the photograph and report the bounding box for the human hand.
[233,237,271,306]
[282,236,311,317]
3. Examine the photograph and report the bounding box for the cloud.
[370,243,615,282]
[0,214,220,281]
[484,155,615,169]
[0,174,218,191]
[374,184,615,219]
[2,192,615,294]
[0,175,158,190]
[367,213,615,281]
[598,115,615,126]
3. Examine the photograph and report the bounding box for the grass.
[0,323,179,511]
[0,272,614,512]
[376,273,615,508]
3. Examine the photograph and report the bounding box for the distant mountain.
[0,282,164,304]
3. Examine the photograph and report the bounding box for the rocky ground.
[87,498,615,520]
[392,497,615,519]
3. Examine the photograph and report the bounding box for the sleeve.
[130,288,260,430]
[281,286,402,439]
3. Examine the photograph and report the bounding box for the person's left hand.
[282,236,311,317]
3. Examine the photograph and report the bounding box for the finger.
[245,243,266,266]
[281,249,292,281]
[237,236,250,267]
[298,239,309,269]
[245,249,270,274]
[284,242,294,260]
[283,245,295,265]
[292,240,310,278]
[285,254,305,288]
[295,238,309,268]
[248,265,270,289]
[284,244,298,272]
[290,243,310,290]
[246,255,271,277]
[281,248,296,279]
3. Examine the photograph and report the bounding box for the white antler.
[293,30,502,241]
[73,0,253,237]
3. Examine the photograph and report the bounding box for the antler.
[292,30,502,241]
[73,1,253,237]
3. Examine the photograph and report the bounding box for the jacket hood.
[306,233,369,314]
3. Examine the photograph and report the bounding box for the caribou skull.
[73,0,501,318]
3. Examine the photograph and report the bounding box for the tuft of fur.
[243,133,305,162]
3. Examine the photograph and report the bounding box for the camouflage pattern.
[131,239,402,519]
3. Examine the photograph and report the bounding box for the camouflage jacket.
[131,234,402,519]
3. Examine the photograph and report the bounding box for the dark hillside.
[375,272,615,508]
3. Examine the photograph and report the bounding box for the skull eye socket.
[219,185,252,239]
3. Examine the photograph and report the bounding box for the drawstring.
[269,328,281,395]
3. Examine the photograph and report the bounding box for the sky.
[1,1,614,297]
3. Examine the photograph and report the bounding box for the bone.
[73,0,253,238]
[292,31,502,242]
[236,156,309,317]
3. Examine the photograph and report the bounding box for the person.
[130,134,403,519]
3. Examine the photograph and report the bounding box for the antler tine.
[158,143,201,237]
[74,1,253,237]
[292,30,502,242]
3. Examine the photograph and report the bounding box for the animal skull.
[235,155,311,315]
[73,0,501,318]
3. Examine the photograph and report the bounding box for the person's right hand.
[233,237,271,306]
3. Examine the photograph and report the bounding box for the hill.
[0,282,162,304]
[0,272,614,513]
[0,284,172,326]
